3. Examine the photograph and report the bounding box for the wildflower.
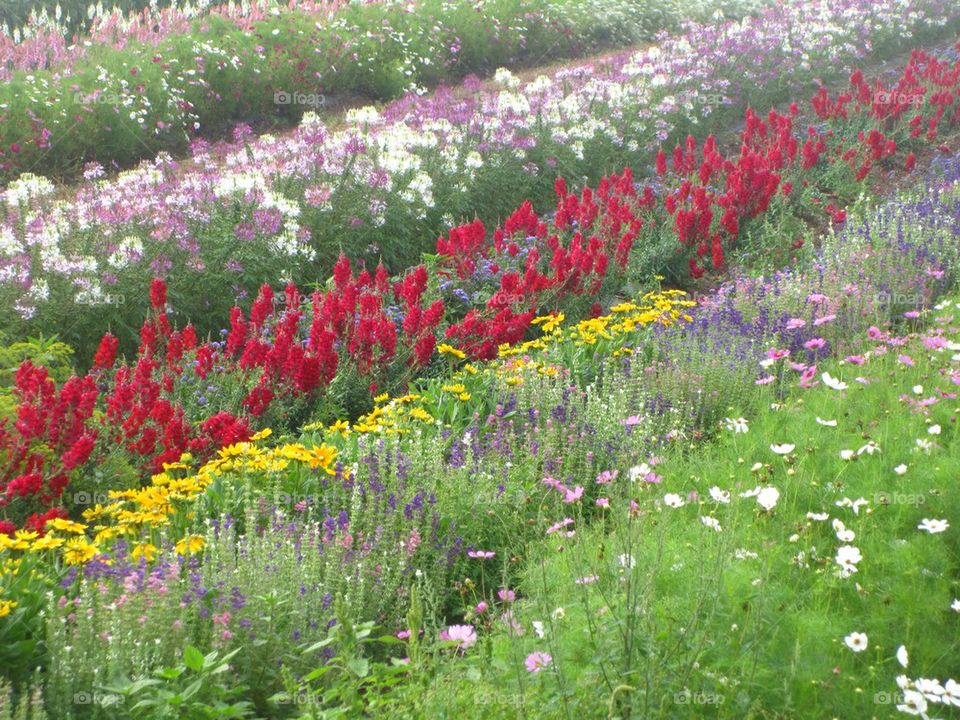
[575,576,599,585]
[756,487,780,511]
[815,417,837,427]
[701,516,722,532]
[467,550,496,559]
[835,545,863,576]
[724,417,749,433]
[175,535,206,555]
[437,343,466,359]
[821,372,848,390]
[709,487,731,504]
[894,464,908,475]
[596,497,610,508]
[497,589,516,603]
[770,443,795,455]
[0,600,17,618]
[840,449,855,461]
[917,518,949,534]
[532,621,545,638]
[663,493,684,508]
[618,554,637,570]
[551,607,565,620]
[440,624,476,650]
[525,652,552,673]
[63,538,98,565]
[844,632,868,652]
[896,690,928,715]
[563,486,584,503]
[832,519,855,542]
[897,645,909,668]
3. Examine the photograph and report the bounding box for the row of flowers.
[2,0,957,361]
[3,42,960,535]
[0,0,761,182]
[3,155,959,714]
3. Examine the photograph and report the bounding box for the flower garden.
[1,0,960,717]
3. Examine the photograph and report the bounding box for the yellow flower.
[301,420,325,432]
[328,420,351,436]
[175,535,205,556]
[46,518,87,534]
[0,600,17,618]
[463,364,479,375]
[131,543,159,561]
[457,392,472,401]
[250,428,273,441]
[437,343,466,360]
[532,312,564,333]
[506,376,524,386]
[408,407,433,423]
[441,383,466,394]
[63,538,98,565]
[374,392,390,404]
[31,535,65,552]
[82,504,108,522]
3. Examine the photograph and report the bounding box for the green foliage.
[0,679,47,720]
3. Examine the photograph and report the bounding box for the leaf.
[183,645,205,672]
[346,657,369,678]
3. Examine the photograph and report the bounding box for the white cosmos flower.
[844,631,868,652]
[915,677,945,700]
[822,372,848,390]
[815,417,838,426]
[836,497,869,515]
[724,417,749,433]
[896,689,928,715]
[700,516,722,532]
[857,441,880,455]
[618,554,637,569]
[835,545,862,576]
[918,518,949,534]
[894,464,908,475]
[840,449,855,461]
[663,493,685,508]
[532,621,545,639]
[709,486,731,504]
[952,598,960,612]
[552,607,565,621]
[897,645,909,668]
[629,463,652,482]
[928,424,941,435]
[915,438,934,453]
[806,512,829,521]
[832,518,855,542]
[944,679,960,707]
[913,385,924,394]
[770,443,795,455]
[756,487,780,512]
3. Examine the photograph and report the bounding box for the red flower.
[150,278,167,310]
[93,333,120,370]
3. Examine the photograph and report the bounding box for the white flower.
[734,548,759,560]
[806,512,829,521]
[835,545,862,576]
[918,518,949,534]
[836,497,870,515]
[725,417,749,433]
[943,679,960,707]
[928,424,941,435]
[915,438,934,453]
[843,631,868,652]
[896,645,909,668]
[618,554,637,569]
[840,449,855,461]
[822,372,848,391]
[551,607,565,621]
[663,493,685,508]
[913,384,924,394]
[896,689,928,715]
[915,677,945,700]
[700,516,722,532]
[952,598,960,612]
[756,487,780,512]
[894,464,908,475]
[629,463,652,482]
[815,417,838,426]
[709,486,731,504]
[532,621,545,639]
[770,443,795,455]
[857,441,881,456]
[832,519,855,542]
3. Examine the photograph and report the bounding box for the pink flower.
[807,293,829,304]
[440,624,477,650]
[546,518,574,535]
[898,354,915,367]
[595,470,618,484]
[867,326,884,340]
[813,314,836,326]
[596,497,610,508]
[525,652,553,673]
[474,602,488,614]
[563,486,584,503]
[623,415,643,426]
[785,318,806,330]
[468,550,496,559]
[804,337,826,350]
[755,375,776,385]
[844,355,865,365]
[397,630,411,639]
[766,348,790,359]
[542,476,564,491]
[903,311,920,319]
[497,589,516,603]
[575,575,599,585]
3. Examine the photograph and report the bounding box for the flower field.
[1,2,959,718]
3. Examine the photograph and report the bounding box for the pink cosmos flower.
[756,375,776,385]
[595,470,618,484]
[804,337,826,350]
[525,652,552,673]
[813,314,836,326]
[786,318,806,330]
[563,486,584,503]
[474,601,488,614]
[546,518,574,535]
[497,589,516,603]
[807,293,829,304]
[898,354,915,366]
[440,624,477,650]
[468,550,496,559]
[844,355,865,365]
[596,497,610,508]
[623,415,643,426]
